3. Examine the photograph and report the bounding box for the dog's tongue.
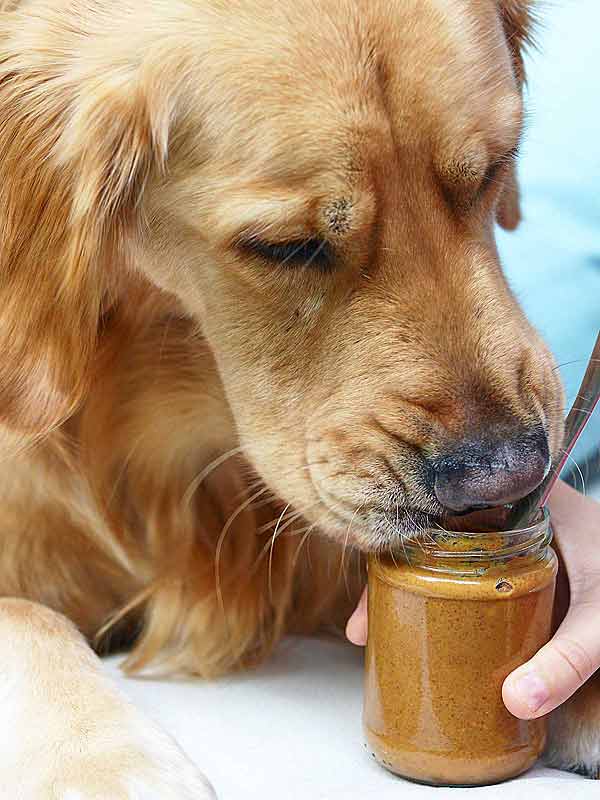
[443,505,511,533]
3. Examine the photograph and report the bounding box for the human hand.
[346,581,367,647]
[346,479,600,720]
[502,479,600,719]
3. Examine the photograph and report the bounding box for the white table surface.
[106,633,598,800]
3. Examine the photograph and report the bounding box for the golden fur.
[0,0,595,782]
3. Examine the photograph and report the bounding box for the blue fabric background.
[497,0,600,481]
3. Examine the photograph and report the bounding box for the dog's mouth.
[298,457,525,551]
[346,502,516,553]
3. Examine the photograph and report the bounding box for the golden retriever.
[0,0,596,795]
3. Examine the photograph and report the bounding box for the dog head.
[0,0,563,548]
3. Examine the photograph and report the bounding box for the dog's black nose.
[433,431,550,513]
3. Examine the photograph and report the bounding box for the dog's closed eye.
[242,238,333,271]
[478,159,506,195]
[477,145,520,198]
[444,143,521,213]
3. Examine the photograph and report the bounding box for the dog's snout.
[432,431,551,513]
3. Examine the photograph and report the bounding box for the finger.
[346,586,368,646]
[503,603,600,720]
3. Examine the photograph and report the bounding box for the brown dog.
[0,0,595,795]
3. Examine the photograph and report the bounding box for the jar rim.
[373,508,552,566]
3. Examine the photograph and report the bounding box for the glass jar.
[363,511,557,787]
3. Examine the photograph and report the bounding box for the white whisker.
[268,503,291,603]
[183,446,246,507]
[560,448,586,497]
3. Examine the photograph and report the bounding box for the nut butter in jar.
[364,512,557,787]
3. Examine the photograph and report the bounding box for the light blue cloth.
[497,0,600,481]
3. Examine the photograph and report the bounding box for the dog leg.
[545,675,600,779]
[1,598,216,799]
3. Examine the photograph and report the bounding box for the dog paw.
[545,693,600,779]
[11,714,216,799]
[10,715,217,799]
[5,669,216,799]
[0,601,216,798]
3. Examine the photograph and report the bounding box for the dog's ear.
[0,51,170,436]
[496,1,537,231]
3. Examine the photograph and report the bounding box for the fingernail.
[511,670,550,713]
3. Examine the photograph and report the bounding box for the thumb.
[346,586,368,646]
[502,604,600,719]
